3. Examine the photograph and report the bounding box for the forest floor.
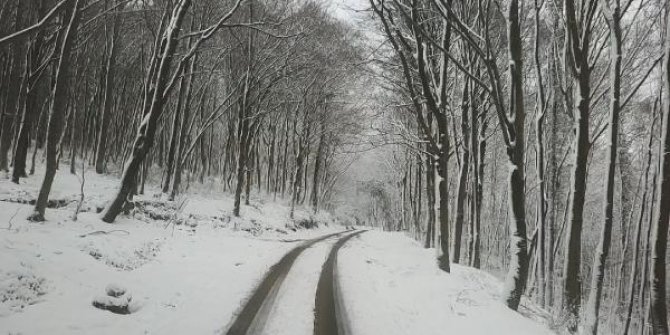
[0,166,555,334]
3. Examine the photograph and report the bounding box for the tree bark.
[169,55,196,200]
[532,0,547,307]
[583,3,622,333]
[311,122,325,213]
[649,10,670,334]
[0,1,24,172]
[12,39,43,182]
[28,0,81,221]
[94,2,119,174]
[562,0,594,327]
[101,0,192,223]
[453,80,470,264]
[623,107,656,335]
[501,0,529,311]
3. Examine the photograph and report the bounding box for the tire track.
[226,231,345,335]
[313,230,366,335]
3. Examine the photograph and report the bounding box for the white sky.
[323,0,368,22]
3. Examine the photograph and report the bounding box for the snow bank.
[338,231,555,335]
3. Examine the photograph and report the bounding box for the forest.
[0,0,669,334]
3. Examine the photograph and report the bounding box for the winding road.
[226,230,365,335]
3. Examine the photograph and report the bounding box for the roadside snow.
[0,166,340,334]
[338,231,556,335]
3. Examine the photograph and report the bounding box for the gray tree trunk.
[649,9,670,335]
[29,0,81,221]
[94,2,119,175]
[583,3,622,333]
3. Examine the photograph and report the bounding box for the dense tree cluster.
[361,0,669,333]
[0,0,363,221]
[3,0,670,333]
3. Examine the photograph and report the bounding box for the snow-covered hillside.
[0,167,341,334]
[339,232,556,335]
[0,168,555,334]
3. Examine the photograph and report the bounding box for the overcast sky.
[325,0,368,22]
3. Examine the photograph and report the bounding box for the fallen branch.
[78,230,130,238]
[2,207,22,230]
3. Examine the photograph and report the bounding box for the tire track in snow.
[313,230,366,335]
[225,231,345,335]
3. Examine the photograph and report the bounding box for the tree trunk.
[0,1,24,172]
[649,11,670,335]
[501,0,529,311]
[532,0,548,307]
[623,108,656,335]
[471,96,486,269]
[561,0,594,328]
[311,123,325,213]
[583,5,622,333]
[101,0,192,223]
[169,55,196,200]
[233,77,251,217]
[28,0,81,221]
[453,80,470,264]
[425,154,435,249]
[94,2,119,174]
[163,71,186,193]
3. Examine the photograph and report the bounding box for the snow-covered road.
[225,230,364,335]
[0,169,556,335]
[223,230,556,335]
[225,231,346,335]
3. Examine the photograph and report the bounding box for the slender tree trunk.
[0,2,24,172]
[29,104,46,175]
[68,96,77,174]
[583,4,622,333]
[169,55,196,200]
[453,81,470,264]
[425,155,435,249]
[471,107,486,268]
[233,78,251,217]
[101,0,192,223]
[233,2,254,216]
[311,123,325,213]
[502,0,529,311]
[94,3,119,174]
[532,0,548,307]
[28,0,81,221]
[649,11,670,335]
[562,0,594,328]
[623,110,656,335]
[163,72,186,193]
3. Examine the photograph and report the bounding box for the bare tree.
[29,0,82,221]
[649,7,670,335]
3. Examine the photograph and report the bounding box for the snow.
[0,166,555,334]
[0,166,340,334]
[338,231,556,335]
[261,237,338,335]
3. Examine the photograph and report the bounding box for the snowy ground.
[338,231,556,335]
[0,167,555,334]
[0,167,340,334]
[259,237,339,335]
